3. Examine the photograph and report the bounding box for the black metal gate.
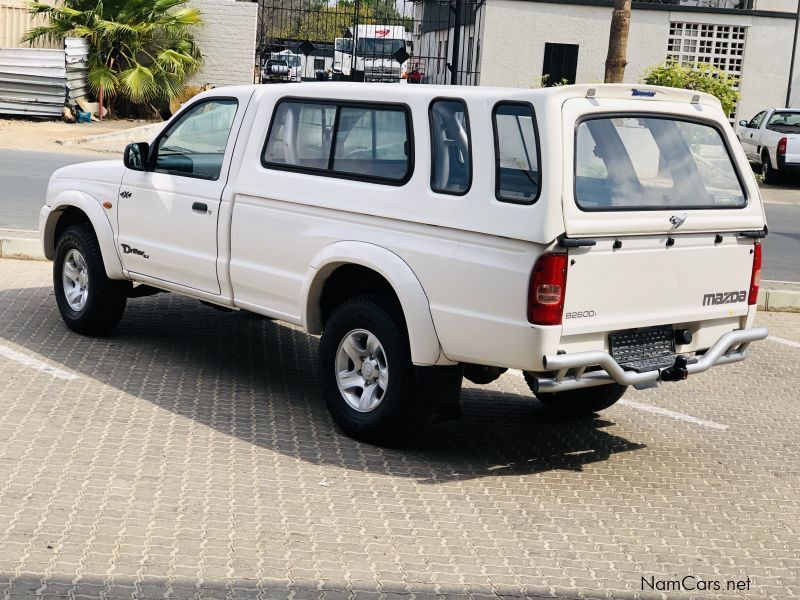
[255,0,484,86]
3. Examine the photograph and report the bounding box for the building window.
[542,43,579,86]
[667,21,746,106]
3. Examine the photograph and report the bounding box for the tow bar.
[660,355,694,382]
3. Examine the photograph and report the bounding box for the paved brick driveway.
[0,259,798,599]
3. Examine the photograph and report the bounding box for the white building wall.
[739,14,799,115]
[755,0,797,12]
[478,0,800,120]
[189,0,258,87]
[480,2,669,87]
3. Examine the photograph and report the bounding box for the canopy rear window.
[575,116,746,211]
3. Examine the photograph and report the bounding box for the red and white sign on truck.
[333,24,411,82]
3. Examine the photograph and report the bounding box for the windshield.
[355,38,405,58]
[574,116,746,211]
[766,111,800,132]
[335,38,353,53]
[272,53,301,67]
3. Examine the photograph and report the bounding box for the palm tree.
[24,0,203,115]
[604,0,632,83]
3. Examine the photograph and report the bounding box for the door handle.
[192,202,208,212]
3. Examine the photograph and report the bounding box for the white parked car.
[737,108,800,183]
[40,83,768,445]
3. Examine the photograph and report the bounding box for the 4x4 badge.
[120,190,132,199]
[669,212,688,229]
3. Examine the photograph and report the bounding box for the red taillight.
[748,243,762,306]
[528,254,568,325]
[778,137,788,155]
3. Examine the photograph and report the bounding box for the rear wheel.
[54,224,128,335]
[761,152,780,184]
[524,372,627,417]
[319,295,425,445]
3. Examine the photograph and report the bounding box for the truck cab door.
[117,94,246,295]
[740,110,767,160]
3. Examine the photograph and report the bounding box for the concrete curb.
[758,288,800,313]
[2,232,800,312]
[0,234,45,261]
[56,122,162,146]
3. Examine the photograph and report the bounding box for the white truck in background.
[333,25,410,82]
[262,51,302,83]
[737,109,800,183]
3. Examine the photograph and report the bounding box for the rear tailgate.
[559,97,765,340]
[562,235,754,336]
[785,135,800,165]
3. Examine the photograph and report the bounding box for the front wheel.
[54,223,128,335]
[524,372,627,418]
[319,296,425,445]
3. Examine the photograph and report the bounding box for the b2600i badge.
[565,310,596,319]
[703,290,746,306]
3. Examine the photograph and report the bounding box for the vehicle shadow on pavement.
[0,570,652,599]
[0,287,647,483]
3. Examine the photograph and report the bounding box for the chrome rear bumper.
[531,327,768,393]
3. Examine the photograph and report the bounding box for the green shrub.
[642,61,740,116]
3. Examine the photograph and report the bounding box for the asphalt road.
[762,201,800,281]
[0,257,799,599]
[1,149,798,281]
[0,149,103,230]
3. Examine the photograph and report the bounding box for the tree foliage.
[267,0,410,43]
[642,60,740,116]
[24,0,203,109]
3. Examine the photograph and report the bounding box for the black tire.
[524,372,627,418]
[319,295,426,445]
[53,223,128,335]
[761,152,780,184]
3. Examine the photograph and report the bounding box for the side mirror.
[738,120,749,127]
[123,142,150,171]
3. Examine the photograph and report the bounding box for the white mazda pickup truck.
[40,82,768,444]
[737,108,800,183]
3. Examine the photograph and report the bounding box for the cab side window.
[154,99,238,180]
[263,100,412,184]
[747,111,766,129]
[429,99,471,195]
[263,102,335,169]
[493,102,541,204]
[332,106,409,180]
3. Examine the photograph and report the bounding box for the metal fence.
[0,2,59,49]
[255,0,485,86]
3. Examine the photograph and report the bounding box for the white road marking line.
[618,400,728,430]
[767,335,800,350]
[0,344,79,381]
[508,370,727,430]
